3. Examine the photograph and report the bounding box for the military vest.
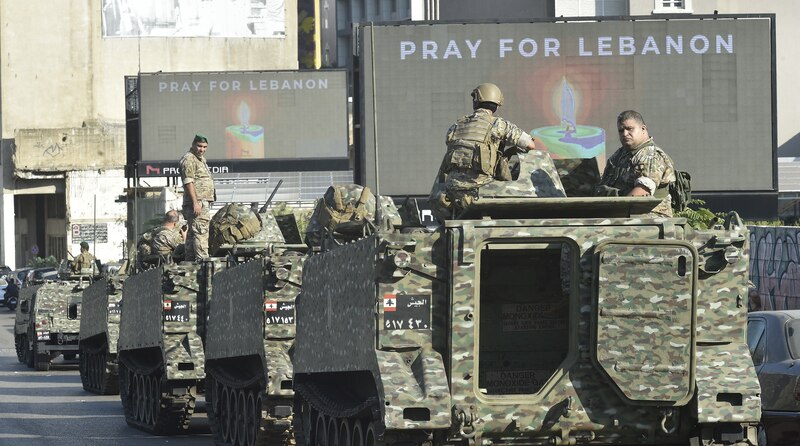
[209,204,263,253]
[444,112,499,177]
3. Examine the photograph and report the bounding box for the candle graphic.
[531,79,605,159]
[225,101,265,159]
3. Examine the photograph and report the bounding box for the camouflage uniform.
[430,109,533,220]
[151,225,183,256]
[180,151,215,260]
[596,137,676,217]
[73,252,95,272]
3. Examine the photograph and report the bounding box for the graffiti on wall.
[749,226,800,310]
[34,135,70,158]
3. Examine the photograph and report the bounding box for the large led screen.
[139,70,348,164]
[358,17,775,196]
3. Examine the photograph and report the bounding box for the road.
[0,306,212,445]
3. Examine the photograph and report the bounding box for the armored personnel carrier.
[79,272,125,394]
[117,203,300,436]
[202,189,401,446]
[13,269,89,371]
[117,259,220,434]
[292,151,760,446]
[204,244,306,445]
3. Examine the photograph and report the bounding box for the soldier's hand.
[193,201,202,216]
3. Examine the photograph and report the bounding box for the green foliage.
[27,255,59,268]
[675,198,785,228]
[297,2,317,69]
[675,199,726,229]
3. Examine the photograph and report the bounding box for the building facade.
[0,0,300,269]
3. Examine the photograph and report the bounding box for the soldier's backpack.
[670,170,692,212]
[137,230,155,257]
[315,185,373,234]
[209,204,263,253]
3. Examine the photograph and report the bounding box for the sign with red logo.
[264,300,278,312]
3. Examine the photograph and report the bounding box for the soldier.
[595,110,676,217]
[429,83,537,220]
[179,133,216,260]
[73,241,96,273]
[151,210,187,259]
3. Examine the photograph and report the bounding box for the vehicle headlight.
[275,267,290,281]
[392,250,412,269]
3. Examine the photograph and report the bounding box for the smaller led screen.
[139,70,348,163]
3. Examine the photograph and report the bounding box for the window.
[747,319,767,365]
[786,319,800,360]
[653,0,692,14]
[47,235,66,262]
[555,0,627,17]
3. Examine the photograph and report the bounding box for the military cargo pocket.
[445,146,477,171]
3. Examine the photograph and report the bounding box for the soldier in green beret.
[179,133,216,260]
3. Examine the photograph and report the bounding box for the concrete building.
[0,0,300,269]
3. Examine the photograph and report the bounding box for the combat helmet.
[471,83,504,107]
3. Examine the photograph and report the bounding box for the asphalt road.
[0,306,213,445]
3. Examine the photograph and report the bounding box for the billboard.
[137,70,349,175]
[102,0,286,38]
[358,16,775,196]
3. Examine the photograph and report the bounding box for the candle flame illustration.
[560,78,576,132]
[238,101,250,129]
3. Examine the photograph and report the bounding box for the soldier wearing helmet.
[429,83,538,220]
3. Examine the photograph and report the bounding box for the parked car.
[0,277,7,305]
[22,267,57,287]
[747,310,800,445]
[10,267,34,284]
[0,265,11,277]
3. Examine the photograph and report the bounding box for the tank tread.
[207,371,295,446]
[294,380,378,420]
[80,344,120,395]
[14,335,24,363]
[295,384,427,446]
[119,360,196,435]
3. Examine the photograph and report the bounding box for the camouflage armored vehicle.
[292,151,760,446]
[14,272,89,371]
[117,202,299,436]
[13,285,41,365]
[117,259,221,434]
[79,272,125,394]
[204,244,307,445]
[201,202,313,445]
